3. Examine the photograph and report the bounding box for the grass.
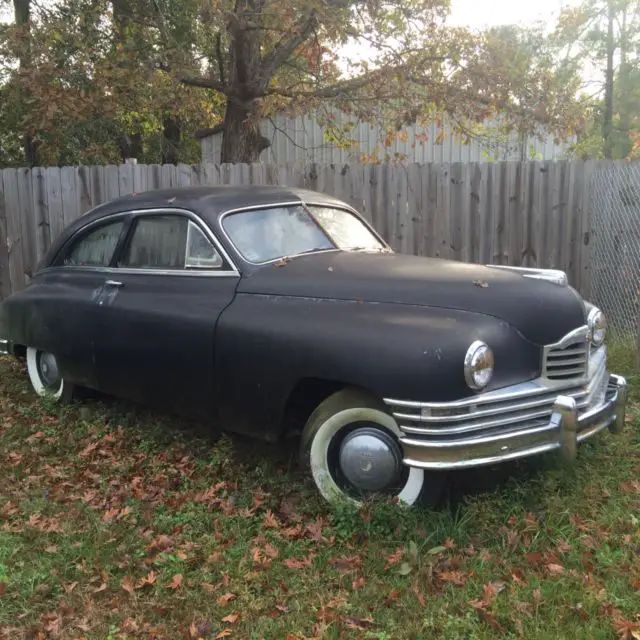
[0,352,638,639]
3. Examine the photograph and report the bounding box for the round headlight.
[464,341,494,390]
[588,307,607,346]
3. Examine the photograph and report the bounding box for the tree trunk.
[602,0,615,159]
[162,117,181,165]
[14,0,38,166]
[220,98,270,163]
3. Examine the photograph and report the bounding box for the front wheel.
[26,347,75,404]
[300,388,445,507]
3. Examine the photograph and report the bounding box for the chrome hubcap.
[37,352,61,388]
[338,427,403,492]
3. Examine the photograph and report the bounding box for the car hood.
[238,251,587,346]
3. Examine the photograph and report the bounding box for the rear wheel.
[300,388,445,507]
[26,347,75,404]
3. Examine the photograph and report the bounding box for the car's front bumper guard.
[401,374,627,471]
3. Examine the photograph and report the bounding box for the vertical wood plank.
[406,163,422,256]
[394,165,409,253]
[469,163,482,264]
[31,167,50,261]
[177,163,192,187]
[61,167,79,228]
[118,163,135,196]
[104,165,119,202]
[567,162,580,287]
[435,163,451,259]
[448,162,464,262]
[577,160,595,298]
[422,163,438,258]
[507,162,522,266]
[3,169,25,292]
[160,164,175,188]
[0,170,11,298]
[478,163,493,264]
[17,168,35,280]
[77,166,92,213]
[46,167,64,244]
[90,165,105,210]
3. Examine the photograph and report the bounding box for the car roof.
[84,185,349,222]
[38,185,353,271]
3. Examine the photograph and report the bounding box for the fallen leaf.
[263,543,279,559]
[438,570,468,586]
[352,576,365,590]
[473,280,489,288]
[343,616,375,630]
[384,547,404,569]
[525,552,544,566]
[167,574,183,590]
[547,563,564,575]
[263,510,279,529]
[216,630,232,638]
[557,539,571,553]
[121,576,135,594]
[137,570,157,588]
[93,582,107,593]
[45,545,58,554]
[413,584,426,607]
[398,562,412,575]
[217,592,236,606]
[222,613,239,624]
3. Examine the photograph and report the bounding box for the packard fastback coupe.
[0,186,628,506]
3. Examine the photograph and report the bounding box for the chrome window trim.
[49,207,240,277]
[218,200,389,267]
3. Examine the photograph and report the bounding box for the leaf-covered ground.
[0,350,638,640]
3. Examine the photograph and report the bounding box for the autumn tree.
[171,0,585,163]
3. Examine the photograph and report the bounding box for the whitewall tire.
[26,347,74,403]
[300,388,445,507]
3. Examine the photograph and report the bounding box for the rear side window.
[120,215,223,270]
[63,220,124,267]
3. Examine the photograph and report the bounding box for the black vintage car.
[0,186,628,506]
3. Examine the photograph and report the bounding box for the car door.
[36,216,129,389]
[92,209,240,417]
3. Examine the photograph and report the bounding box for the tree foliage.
[552,0,640,159]
[0,0,587,166]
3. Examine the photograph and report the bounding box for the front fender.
[214,294,541,440]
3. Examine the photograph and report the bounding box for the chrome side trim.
[487,264,568,286]
[45,207,241,276]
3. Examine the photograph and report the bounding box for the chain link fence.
[590,162,640,355]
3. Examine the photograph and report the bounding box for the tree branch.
[259,14,318,84]
[179,74,228,93]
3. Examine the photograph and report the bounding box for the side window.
[186,222,223,269]
[63,220,124,267]
[120,215,223,270]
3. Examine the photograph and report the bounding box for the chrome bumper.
[0,339,9,356]
[386,372,627,471]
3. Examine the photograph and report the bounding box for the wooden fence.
[0,161,598,299]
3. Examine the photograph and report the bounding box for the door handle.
[104,280,124,288]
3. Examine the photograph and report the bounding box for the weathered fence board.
[0,160,605,300]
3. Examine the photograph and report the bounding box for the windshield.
[222,204,387,264]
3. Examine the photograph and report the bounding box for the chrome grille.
[542,326,589,380]
[384,345,608,445]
